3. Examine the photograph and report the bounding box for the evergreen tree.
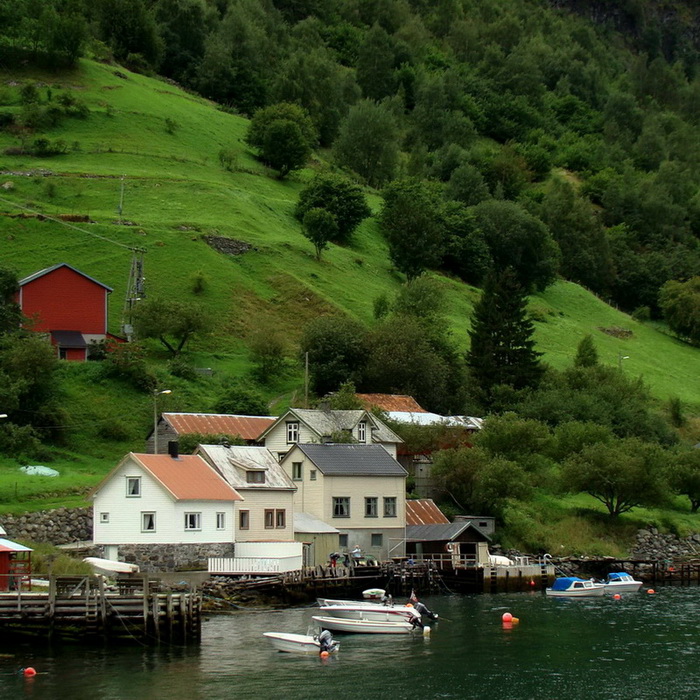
[467,268,543,408]
[573,334,598,368]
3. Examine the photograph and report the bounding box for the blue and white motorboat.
[545,576,605,597]
[602,572,643,594]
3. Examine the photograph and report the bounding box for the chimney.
[167,441,180,459]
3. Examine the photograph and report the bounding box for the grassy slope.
[1,60,700,538]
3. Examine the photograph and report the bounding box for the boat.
[602,572,643,594]
[318,604,420,623]
[362,588,385,600]
[545,577,605,597]
[312,615,417,634]
[318,597,396,608]
[263,632,339,654]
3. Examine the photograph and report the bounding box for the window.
[383,497,397,518]
[358,421,366,442]
[100,512,109,524]
[333,497,350,518]
[339,534,348,548]
[310,469,317,481]
[292,462,302,481]
[479,521,488,528]
[141,512,156,532]
[286,421,299,444]
[365,497,378,518]
[265,509,275,529]
[184,512,201,530]
[371,533,383,547]
[216,512,226,530]
[246,470,265,484]
[126,477,141,497]
[275,510,286,528]
[239,510,249,530]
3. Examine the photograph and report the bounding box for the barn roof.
[196,444,295,490]
[19,263,113,291]
[406,499,450,526]
[92,453,243,502]
[356,394,427,413]
[290,444,407,477]
[385,411,483,430]
[159,413,275,441]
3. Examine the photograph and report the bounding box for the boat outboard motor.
[409,611,424,630]
[414,601,438,620]
[318,629,335,653]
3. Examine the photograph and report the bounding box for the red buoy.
[502,612,513,622]
[23,668,37,677]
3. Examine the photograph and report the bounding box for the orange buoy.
[512,617,520,624]
[23,668,37,677]
[613,594,621,600]
[647,589,655,594]
[502,612,513,622]
[320,651,329,659]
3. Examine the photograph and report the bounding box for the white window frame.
[365,497,378,518]
[333,497,350,518]
[126,476,141,497]
[358,421,366,442]
[216,512,226,530]
[100,512,109,523]
[286,421,299,444]
[184,512,201,531]
[292,462,302,481]
[141,512,156,532]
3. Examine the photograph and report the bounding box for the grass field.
[1,59,699,548]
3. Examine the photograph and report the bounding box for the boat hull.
[312,615,415,634]
[319,605,417,622]
[263,632,339,654]
[603,582,643,594]
[545,587,605,597]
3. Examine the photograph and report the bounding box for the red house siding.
[61,347,87,362]
[20,266,108,334]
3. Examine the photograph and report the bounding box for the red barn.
[18,263,114,361]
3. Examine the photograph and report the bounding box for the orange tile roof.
[406,499,450,526]
[163,413,275,441]
[133,453,243,501]
[355,394,427,413]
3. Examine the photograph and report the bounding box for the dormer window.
[358,422,366,442]
[246,471,265,484]
[286,421,299,444]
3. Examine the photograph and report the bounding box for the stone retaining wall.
[94,543,235,573]
[631,527,700,561]
[0,507,92,544]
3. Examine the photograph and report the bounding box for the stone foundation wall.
[632,527,700,560]
[94,543,235,573]
[0,507,92,544]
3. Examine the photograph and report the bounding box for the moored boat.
[319,604,420,623]
[602,572,643,594]
[362,588,386,600]
[312,615,417,634]
[545,577,605,597]
[263,632,339,654]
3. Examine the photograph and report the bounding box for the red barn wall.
[20,267,108,334]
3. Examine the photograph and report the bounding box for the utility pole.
[304,352,309,408]
[117,175,125,220]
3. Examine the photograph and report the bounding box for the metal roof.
[93,453,243,502]
[406,499,450,526]
[19,263,113,291]
[0,538,32,553]
[161,413,275,441]
[386,411,483,430]
[50,330,87,348]
[196,445,295,490]
[292,444,407,477]
[356,394,427,413]
[294,512,339,534]
[405,522,490,542]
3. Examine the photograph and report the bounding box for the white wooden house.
[260,408,404,462]
[92,452,243,561]
[196,444,295,543]
[280,443,407,561]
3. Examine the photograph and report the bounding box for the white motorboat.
[602,572,643,594]
[312,615,417,634]
[319,604,420,623]
[318,597,390,607]
[263,632,339,654]
[362,588,385,600]
[545,576,605,597]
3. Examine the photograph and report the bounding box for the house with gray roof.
[280,443,407,561]
[260,408,404,462]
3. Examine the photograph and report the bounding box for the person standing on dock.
[351,545,362,565]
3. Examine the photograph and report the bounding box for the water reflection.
[1,588,699,699]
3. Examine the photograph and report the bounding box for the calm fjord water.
[3,588,699,699]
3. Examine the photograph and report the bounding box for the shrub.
[190,270,209,295]
[218,146,238,171]
[100,341,156,392]
[178,432,245,454]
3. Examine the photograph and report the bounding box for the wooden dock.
[0,575,201,643]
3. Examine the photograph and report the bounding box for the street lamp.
[152,390,171,454]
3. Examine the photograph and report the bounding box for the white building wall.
[93,457,235,545]
[235,488,294,541]
[264,421,319,459]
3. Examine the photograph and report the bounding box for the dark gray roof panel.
[297,444,407,477]
[405,522,491,542]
